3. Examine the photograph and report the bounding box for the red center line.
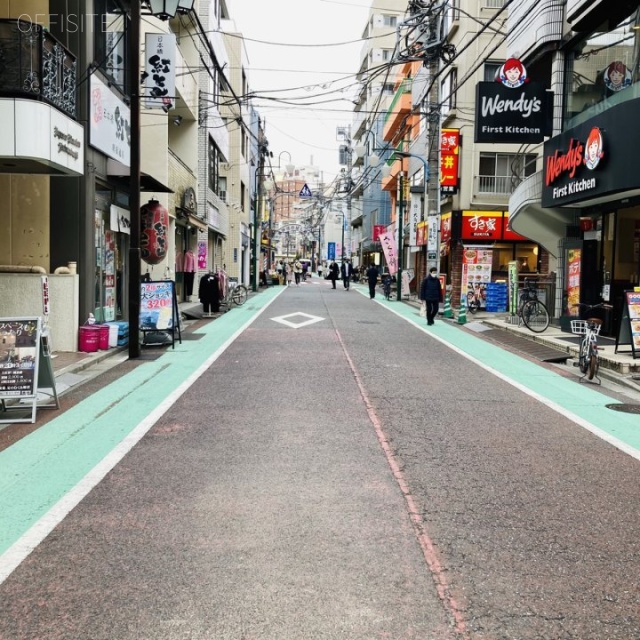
[335,327,469,638]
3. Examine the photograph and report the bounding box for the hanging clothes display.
[184,249,196,297]
[199,272,220,316]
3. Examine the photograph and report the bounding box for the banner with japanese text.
[379,230,399,276]
[409,194,421,250]
[440,128,460,193]
[144,33,176,110]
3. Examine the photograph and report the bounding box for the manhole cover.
[606,404,640,414]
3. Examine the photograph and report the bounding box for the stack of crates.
[106,321,129,346]
[485,282,508,313]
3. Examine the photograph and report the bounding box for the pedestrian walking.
[317,262,324,278]
[420,267,442,325]
[340,259,353,290]
[328,261,340,289]
[293,259,303,286]
[366,264,379,299]
[285,262,293,286]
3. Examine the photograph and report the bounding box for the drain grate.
[606,404,640,414]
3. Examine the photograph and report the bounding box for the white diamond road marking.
[271,312,325,329]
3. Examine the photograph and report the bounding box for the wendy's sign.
[540,96,640,208]
[475,59,552,144]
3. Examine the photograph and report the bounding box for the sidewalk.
[404,298,640,385]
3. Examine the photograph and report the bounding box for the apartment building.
[0,1,244,350]
[508,0,640,337]
[350,0,407,268]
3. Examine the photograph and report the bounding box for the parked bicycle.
[571,302,611,383]
[221,281,248,307]
[517,279,550,333]
[467,289,481,313]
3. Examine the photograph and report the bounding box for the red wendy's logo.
[497,58,528,89]
[584,127,604,171]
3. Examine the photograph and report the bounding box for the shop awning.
[185,214,207,231]
[107,159,174,194]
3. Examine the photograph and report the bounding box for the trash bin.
[96,324,110,350]
[78,326,100,353]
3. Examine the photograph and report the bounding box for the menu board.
[139,281,181,349]
[0,318,40,398]
[140,281,177,330]
[462,248,493,309]
[615,291,640,358]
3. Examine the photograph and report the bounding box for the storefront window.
[94,187,129,322]
[564,9,640,129]
[492,243,539,273]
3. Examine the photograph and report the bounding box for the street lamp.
[370,149,430,301]
[128,0,193,358]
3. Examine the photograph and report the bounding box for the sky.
[225,0,373,186]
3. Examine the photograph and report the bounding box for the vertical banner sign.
[427,216,439,260]
[372,225,385,241]
[416,221,427,247]
[440,128,460,193]
[41,276,50,332]
[566,248,582,315]
[508,261,518,315]
[409,194,421,250]
[379,229,399,276]
[328,242,336,261]
[144,33,176,110]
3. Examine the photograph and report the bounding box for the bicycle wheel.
[577,338,589,373]
[588,350,599,380]
[231,285,248,306]
[522,300,549,333]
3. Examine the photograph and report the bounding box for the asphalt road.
[1,279,640,639]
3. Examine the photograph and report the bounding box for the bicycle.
[382,276,392,300]
[571,302,611,383]
[467,289,481,313]
[517,279,550,333]
[221,281,248,307]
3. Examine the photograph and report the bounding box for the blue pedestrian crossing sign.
[299,183,313,198]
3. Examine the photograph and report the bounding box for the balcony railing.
[475,175,523,195]
[0,19,77,119]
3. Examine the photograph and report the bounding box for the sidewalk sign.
[615,290,640,359]
[140,280,182,348]
[0,317,59,424]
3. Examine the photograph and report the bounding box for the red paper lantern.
[140,199,169,265]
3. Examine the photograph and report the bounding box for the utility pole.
[253,138,267,292]
[397,172,405,301]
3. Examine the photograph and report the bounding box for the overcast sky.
[225,0,373,186]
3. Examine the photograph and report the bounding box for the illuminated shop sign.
[475,59,553,144]
[440,128,460,193]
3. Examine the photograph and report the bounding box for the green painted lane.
[372,292,640,454]
[0,287,284,557]
[1,284,637,570]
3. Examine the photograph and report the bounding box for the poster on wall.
[197,240,207,270]
[462,247,493,308]
[566,248,582,315]
[615,291,640,359]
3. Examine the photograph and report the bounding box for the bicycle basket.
[570,319,602,335]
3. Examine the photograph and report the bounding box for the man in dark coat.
[328,261,340,289]
[420,267,442,325]
[366,264,379,299]
[340,259,353,290]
